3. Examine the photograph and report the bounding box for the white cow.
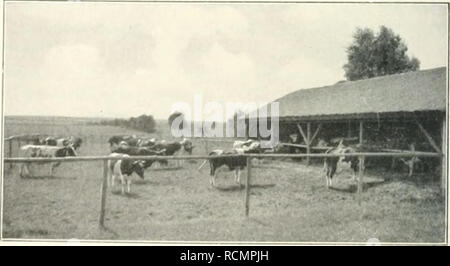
[19,144,77,177]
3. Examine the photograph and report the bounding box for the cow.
[232,139,256,149]
[107,153,145,195]
[138,138,157,148]
[19,144,77,178]
[112,145,166,170]
[323,146,353,188]
[108,135,139,148]
[198,141,260,188]
[42,136,83,150]
[108,135,158,151]
[150,138,194,167]
[322,143,387,188]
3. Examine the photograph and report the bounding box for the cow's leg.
[50,162,61,177]
[210,167,217,188]
[126,177,131,194]
[234,169,241,185]
[408,159,414,177]
[20,163,25,177]
[237,169,241,185]
[49,163,53,177]
[120,174,126,195]
[107,161,111,187]
[20,163,30,177]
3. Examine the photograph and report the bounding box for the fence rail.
[3,151,444,229]
[3,151,442,163]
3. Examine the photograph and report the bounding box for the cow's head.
[131,160,145,179]
[72,137,83,150]
[243,141,261,153]
[56,145,77,157]
[180,138,194,155]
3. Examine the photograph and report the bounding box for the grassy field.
[1,116,446,243]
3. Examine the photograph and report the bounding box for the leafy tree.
[344,26,420,81]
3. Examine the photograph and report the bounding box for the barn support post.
[441,119,447,196]
[99,159,109,228]
[310,123,322,145]
[347,120,352,137]
[245,117,249,139]
[306,123,311,165]
[359,121,365,169]
[358,121,364,205]
[357,156,364,205]
[245,156,252,217]
[415,119,441,153]
[408,143,416,178]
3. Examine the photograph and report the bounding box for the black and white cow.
[198,141,260,187]
[108,153,145,195]
[19,144,77,178]
[112,145,166,170]
[150,138,194,167]
[42,136,82,150]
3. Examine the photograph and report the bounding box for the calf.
[107,153,144,195]
[199,142,260,188]
[19,144,77,178]
[206,149,247,187]
[322,142,360,188]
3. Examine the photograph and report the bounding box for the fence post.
[8,140,13,169]
[245,156,252,217]
[99,159,108,228]
[306,122,311,165]
[441,118,447,196]
[357,156,364,205]
[203,139,209,155]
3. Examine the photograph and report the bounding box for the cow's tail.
[198,160,208,170]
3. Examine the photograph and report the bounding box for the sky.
[3,2,448,120]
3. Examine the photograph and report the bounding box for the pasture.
[2,116,446,243]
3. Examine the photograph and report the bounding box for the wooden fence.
[3,151,444,229]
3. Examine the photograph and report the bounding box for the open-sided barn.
[246,66,447,192]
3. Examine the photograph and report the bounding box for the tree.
[343,26,420,81]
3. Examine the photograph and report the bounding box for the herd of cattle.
[15,134,430,195]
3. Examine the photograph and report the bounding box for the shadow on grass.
[100,225,119,239]
[3,228,50,238]
[150,166,183,172]
[19,175,77,180]
[111,190,140,199]
[215,183,276,192]
[329,179,392,193]
[253,164,287,170]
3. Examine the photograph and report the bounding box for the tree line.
[89,114,156,133]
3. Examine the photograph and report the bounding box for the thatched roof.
[260,67,447,121]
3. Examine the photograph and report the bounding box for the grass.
[1,116,446,243]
